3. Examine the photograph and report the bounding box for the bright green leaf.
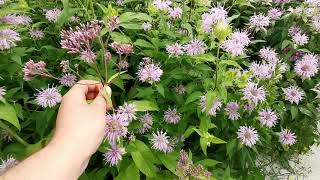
[130,100,159,111]
[131,151,157,177]
[0,101,20,130]
[185,91,202,105]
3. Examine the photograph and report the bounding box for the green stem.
[0,120,29,146]
[213,47,220,90]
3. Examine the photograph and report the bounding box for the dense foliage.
[1,0,320,179]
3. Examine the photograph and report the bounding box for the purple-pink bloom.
[105,114,128,143]
[250,62,274,79]
[117,103,136,123]
[137,59,163,83]
[138,113,153,134]
[201,5,227,33]
[118,60,130,70]
[142,22,152,31]
[200,96,222,116]
[166,43,184,57]
[59,73,77,87]
[225,102,240,120]
[44,8,61,22]
[35,86,62,108]
[221,39,245,56]
[169,7,182,19]
[244,103,255,112]
[174,84,186,94]
[103,144,125,166]
[0,29,21,50]
[259,47,278,64]
[0,156,19,175]
[22,60,47,81]
[151,130,173,153]
[183,39,206,56]
[0,14,32,25]
[153,0,172,11]
[242,82,266,104]
[294,53,318,80]
[30,30,44,39]
[249,13,270,30]
[292,33,309,46]
[104,51,112,61]
[258,108,278,128]
[80,50,96,63]
[110,42,133,55]
[283,86,304,104]
[267,8,283,20]
[164,108,181,124]
[274,0,291,4]
[237,126,259,147]
[229,30,251,46]
[0,87,6,101]
[288,26,302,37]
[279,129,296,146]
[107,16,120,32]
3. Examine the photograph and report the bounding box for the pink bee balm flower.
[0,14,32,25]
[166,43,184,57]
[267,8,283,20]
[110,42,133,55]
[229,30,251,46]
[200,96,222,116]
[258,108,278,128]
[153,0,172,11]
[151,130,173,153]
[292,33,309,46]
[221,39,245,56]
[142,22,152,31]
[237,126,259,147]
[164,108,181,124]
[294,53,318,80]
[279,129,296,146]
[138,113,153,134]
[35,86,62,108]
[80,50,96,63]
[0,87,6,101]
[105,114,128,144]
[244,103,255,113]
[288,26,302,37]
[118,60,129,70]
[250,62,274,79]
[22,60,47,81]
[259,47,278,64]
[183,39,206,56]
[137,59,163,83]
[0,156,19,175]
[117,103,136,123]
[169,7,182,19]
[249,13,270,30]
[59,73,77,87]
[0,29,21,50]
[30,30,44,39]
[283,86,304,104]
[225,102,240,120]
[103,144,125,166]
[44,8,61,22]
[242,83,266,104]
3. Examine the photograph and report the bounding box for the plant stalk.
[0,120,29,146]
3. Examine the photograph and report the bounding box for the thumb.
[92,86,113,110]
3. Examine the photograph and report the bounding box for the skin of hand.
[1,80,110,180]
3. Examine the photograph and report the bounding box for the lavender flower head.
[288,26,302,37]
[137,58,163,83]
[169,7,182,19]
[250,62,274,79]
[107,16,120,32]
[80,50,96,63]
[142,22,152,31]
[249,13,270,31]
[61,21,101,54]
[267,8,283,20]
[237,126,259,147]
[153,0,172,11]
[258,108,278,128]
[0,156,19,175]
[294,53,318,80]
[117,103,136,123]
[59,73,77,87]
[279,129,296,146]
[283,86,304,104]
[151,130,173,153]
[225,102,240,120]
[138,113,153,134]
[35,86,62,108]
[110,42,133,55]
[103,144,125,166]
[201,4,227,33]
[166,43,184,57]
[221,30,250,56]
[242,83,266,104]
[292,33,309,46]
[30,30,44,39]
[22,60,47,81]
[44,8,61,22]
[0,29,21,50]
[259,47,278,64]
[183,39,206,56]
[0,87,6,101]
[174,84,186,94]
[0,14,32,25]
[200,96,222,116]
[105,114,128,143]
[164,108,181,124]
[229,30,251,46]
[244,103,255,113]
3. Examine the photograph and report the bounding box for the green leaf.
[199,114,210,132]
[156,84,165,97]
[119,12,152,23]
[185,91,202,105]
[120,23,143,29]
[207,134,227,144]
[183,126,196,139]
[130,100,159,111]
[219,60,242,69]
[116,162,140,180]
[200,137,208,156]
[133,140,158,164]
[131,151,157,177]
[195,159,221,167]
[291,106,298,119]
[0,101,20,130]
[111,32,132,43]
[156,151,179,174]
[192,54,217,63]
[281,40,292,50]
[134,39,154,49]
[107,71,127,83]
[226,139,237,159]
[299,107,313,117]
[205,91,216,113]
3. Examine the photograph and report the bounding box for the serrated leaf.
[156,151,178,174]
[0,101,20,130]
[131,151,157,177]
[130,100,159,111]
[134,39,154,49]
[185,91,202,105]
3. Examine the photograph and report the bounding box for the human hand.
[49,80,111,160]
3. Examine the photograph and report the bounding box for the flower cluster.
[137,57,163,83]
[0,29,21,50]
[221,30,250,56]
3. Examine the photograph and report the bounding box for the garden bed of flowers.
[0,0,320,179]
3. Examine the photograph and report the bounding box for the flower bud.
[213,20,231,42]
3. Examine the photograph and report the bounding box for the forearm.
[1,140,89,180]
